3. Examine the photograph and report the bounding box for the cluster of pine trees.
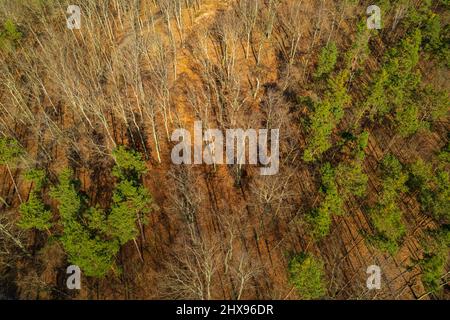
[1,137,153,278]
[408,144,449,294]
[306,132,369,240]
[297,0,448,297]
[288,252,326,300]
[368,155,408,254]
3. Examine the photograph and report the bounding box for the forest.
[0,0,448,300]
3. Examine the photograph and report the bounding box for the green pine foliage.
[388,30,423,136]
[306,133,369,240]
[50,168,119,277]
[0,137,23,166]
[305,206,333,240]
[357,131,369,152]
[35,146,152,278]
[49,169,82,222]
[438,142,450,164]
[108,180,152,244]
[18,169,52,231]
[325,70,351,121]
[344,19,371,71]
[335,161,368,198]
[395,102,423,137]
[0,19,22,51]
[369,155,408,254]
[18,192,52,230]
[314,42,338,79]
[406,0,449,65]
[364,69,389,121]
[335,132,369,199]
[408,159,450,223]
[112,146,147,180]
[419,228,450,295]
[364,29,426,137]
[58,218,119,277]
[288,253,326,299]
[303,70,351,162]
[318,163,344,216]
[418,85,449,122]
[303,100,334,162]
[108,147,152,245]
[363,24,446,133]
[430,171,449,223]
[306,163,343,239]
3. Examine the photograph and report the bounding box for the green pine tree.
[306,163,343,239]
[303,100,334,162]
[364,69,389,120]
[0,137,23,166]
[408,159,449,223]
[418,227,450,295]
[303,70,351,162]
[107,147,152,245]
[368,155,408,254]
[314,42,338,79]
[288,253,326,299]
[18,169,52,231]
[50,168,119,277]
